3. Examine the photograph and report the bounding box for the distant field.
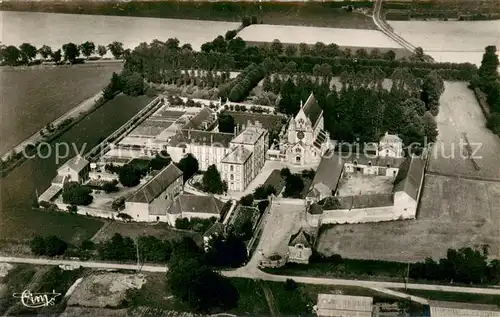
[0,63,123,157]
[395,289,500,306]
[0,1,377,29]
[316,174,500,262]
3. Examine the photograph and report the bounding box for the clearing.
[428,81,500,180]
[0,63,123,157]
[316,174,500,262]
[389,20,500,66]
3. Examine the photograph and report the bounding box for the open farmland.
[428,82,500,180]
[317,174,500,262]
[0,11,240,52]
[0,63,123,157]
[239,24,405,55]
[388,20,500,66]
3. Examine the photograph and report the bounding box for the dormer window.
[387,164,390,168]
[354,161,358,166]
[368,162,372,166]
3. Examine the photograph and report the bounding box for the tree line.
[0,40,126,66]
[471,46,500,135]
[265,67,441,146]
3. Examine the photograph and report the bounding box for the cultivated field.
[238,24,404,49]
[317,174,500,262]
[1,11,240,52]
[428,82,500,180]
[0,63,123,157]
[337,175,394,196]
[388,20,500,66]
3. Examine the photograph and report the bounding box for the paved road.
[2,256,500,296]
[372,0,416,53]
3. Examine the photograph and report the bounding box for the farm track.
[426,171,500,183]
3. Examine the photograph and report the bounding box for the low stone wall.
[271,196,306,206]
[321,205,414,224]
[259,254,288,268]
[55,203,117,220]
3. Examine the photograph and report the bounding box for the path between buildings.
[2,256,500,296]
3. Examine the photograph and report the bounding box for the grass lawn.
[396,289,500,307]
[0,264,39,315]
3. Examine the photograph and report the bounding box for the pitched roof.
[168,129,234,148]
[429,301,500,317]
[126,163,183,204]
[227,111,284,131]
[58,155,89,172]
[321,193,394,210]
[221,146,252,164]
[309,153,344,193]
[183,108,214,130]
[393,155,425,200]
[380,131,402,143]
[167,194,224,216]
[204,222,225,237]
[231,126,267,145]
[288,229,314,248]
[302,93,323,127]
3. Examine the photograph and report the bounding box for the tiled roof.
[393,155,425,200]
[221,146,252,164]
[183,108,214,130]
[231,126,267,145]
[126,163,183,204]
[302,93,322,127]
[343,152,405,168]
[227,111,284,131]
[288,229,314,248]
[167,194,224,216]
[309,153,344,193]
[169,129,234,148]
[58,155,89,173]
[321,193,394,210]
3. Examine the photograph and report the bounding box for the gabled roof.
[221,146,252,164]
[288,229,314,248]
[343,152,405,168]
[167,194,224,216]
[227,111,284,131]
[308,153,344,194]
[380,131,402,143]
[393,155,425,200]
[58,155,89,173]
[183,108,214,130]
[302,93,323,127]
[126,163,183,204]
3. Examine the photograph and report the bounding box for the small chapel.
[279,93,330,165]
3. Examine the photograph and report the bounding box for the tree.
[478,45,499,82]
[44,235,68,257]
[421,70,445,116]
[137,236,172,263]
[203,165,225,194]
[178,154,199,182]
[108,41,125,59]
[30,236,46,255]
[283,174,304,198]
[422,111,439,143]
[284,278,298,291]
[38,45,53,59]
[79,41,96,58]
[98,233,136,261]
[218,112,235,133]
[62,182,93,206]
[103,72,123,100]
[206,234,248,268]
[280,167,291,178]
[97,45,107,57]
[239,194,254,206]
[253,184,276,200]
[62,43,80,63]
[402,98,426,116]
[2,45,21,65]
[19,43,37,63]
[149,150,171,171]
[102,180,119,193]
[298,43,309,56]
[167,241,239,311]
[225,30,237,41]
[487,112,500,135]
[120,71,144,96]
[52,49,62,63]
[270,39,283,55]
[284,45,297,57]
[118,164,142,187]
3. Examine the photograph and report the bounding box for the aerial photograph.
[0,0,499,316]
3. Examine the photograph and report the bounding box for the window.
[230,174,234,181]
[295,147,301,153]
[387,164,390,168]
[182,148,186,154]
[386,149,389,154]
[354,161,358,166]
[230,165,234,172]
[368,162,372,166]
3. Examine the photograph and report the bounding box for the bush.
[284,278,298,291]
[29,235,68,257]
[239,194,254,206]
[62,182,93,206]
[118,164,142,187]
[117,212,133,221]
[102,180,119,193]
[175,218,191,230]
[112,197,126,211]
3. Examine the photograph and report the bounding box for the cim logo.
[12,290,61,308]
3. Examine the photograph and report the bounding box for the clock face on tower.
[297,131,305,140]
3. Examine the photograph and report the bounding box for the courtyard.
[336,174,394,197]
[316,174,500,262]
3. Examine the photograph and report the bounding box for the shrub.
[175,218,191,230]
[284,278,298,291]
[239,194,254,207]
[112,197,126,211]
[117,212,132,221]
[102,180,119,193]
[62,182,93,206]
